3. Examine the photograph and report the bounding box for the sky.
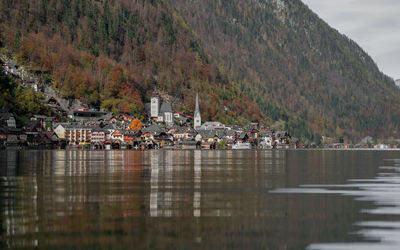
[301,0,400,80]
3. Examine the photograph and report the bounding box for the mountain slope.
[168,0,400,141]
[0,0,263,123]
[1,0,399,142]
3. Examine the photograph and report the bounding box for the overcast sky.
[301,0,400,80]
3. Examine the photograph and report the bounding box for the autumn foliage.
[0,0,263,125]
[129,118,143,131]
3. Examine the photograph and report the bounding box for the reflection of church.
[148,150,202,217]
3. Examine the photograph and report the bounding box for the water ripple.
[272,159,400,250]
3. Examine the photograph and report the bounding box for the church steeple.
[194,92,201,129]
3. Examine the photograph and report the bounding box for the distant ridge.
[168,0,400,140]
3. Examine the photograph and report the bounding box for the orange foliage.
[129,118,143,130]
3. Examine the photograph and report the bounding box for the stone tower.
[194,92,201,129]
[150,94,160,118]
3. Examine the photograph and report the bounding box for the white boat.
[232,142,252,149]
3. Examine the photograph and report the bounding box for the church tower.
[150,94,160,119]
[194,93,201,129]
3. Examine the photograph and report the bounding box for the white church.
[145,93,174,126]
[145,92,202,128]
[194,92,201,129]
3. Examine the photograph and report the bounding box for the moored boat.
[232,142,252,149]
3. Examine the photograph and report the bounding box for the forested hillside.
[0,0,399,142]
[0,63,51,126]
[0,0,262,124]
[169,0,400,141]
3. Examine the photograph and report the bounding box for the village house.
[53,123,70,139]
[103,124,117,139]
[274,131,290,145]
[221,129,236,147]
[260,126,271,133]
[197,121,225,131]
[0,127,23,148]
[141,124,165,141]
[197,130,219,149]
[236,132,249,143]
[184,129,197,140]
[123,130,141,148]
[91,127,105,144]
[120,114,135,123]
[64,124,92,146]
[72,109,113,123]
[23,120,43,147]
[246,126,259,139]
[179,140,200,149]
[0,111,16,128]
[23,78,39,92]
[38,132,60,149]
[171,127,186,141]
[4,62,19,76]
[31,115,54,132]
[110,129,124,142]
[0,127,7,147]
[158,103,174,126]
[224,130,236,140]
[47,96,59,108]
[154,132,174,147]
[178,116,192,126]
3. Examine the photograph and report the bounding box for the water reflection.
[1,150,398,249]
[273,157,400,250]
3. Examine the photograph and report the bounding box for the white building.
[146,93,174,126]
[53,124,67,139]
[194,93,201,129]
[198,121,225,131]
[150,95,160,118]
[158,103,174,126]
[0,114,16,128]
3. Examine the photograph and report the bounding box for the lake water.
[1,150,400,249]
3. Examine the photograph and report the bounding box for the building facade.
[65,125,91,145]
